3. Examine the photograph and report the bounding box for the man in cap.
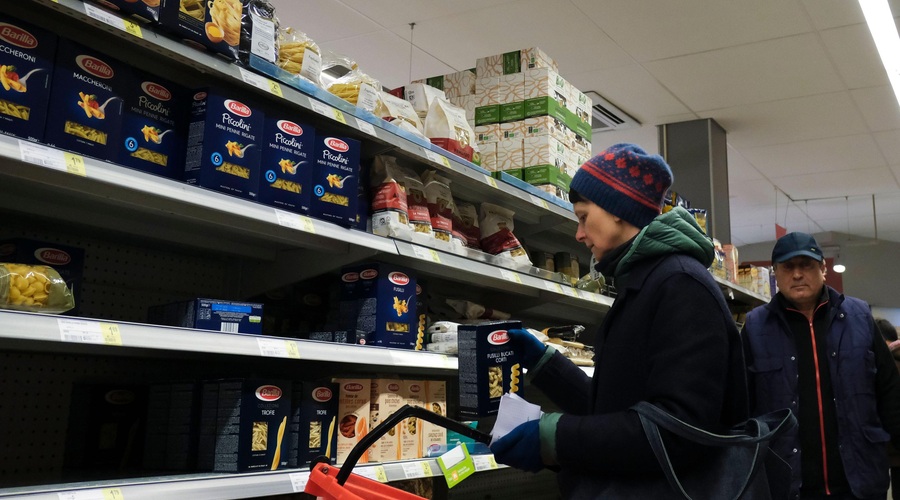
[743,231,900,499]
[491,143,750,497]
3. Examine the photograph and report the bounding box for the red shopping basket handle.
[305,461,426,500]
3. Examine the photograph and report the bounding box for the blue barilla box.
[310,134,360,227]
[44,41,127,160]
[0,14,57,142]
[339,263,417,349]
[115,68,188,180]
[148,298,263,334]
[257,117,315,214]
[184,89,264,200]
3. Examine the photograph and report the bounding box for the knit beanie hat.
[569,143,673,228]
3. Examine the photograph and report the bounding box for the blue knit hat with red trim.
[570,143,673,228]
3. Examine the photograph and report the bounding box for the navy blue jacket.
[743,286,900,499]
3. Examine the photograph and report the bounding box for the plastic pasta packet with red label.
[446,299,511,321]
[0,262,74,313]
[399,169,435,246]
[479,202,533,270]
[370,155,412,240]
[422,171,459,252]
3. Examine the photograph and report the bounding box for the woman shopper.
[490,143,751,497]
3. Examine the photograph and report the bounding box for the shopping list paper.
[490,392,542,445]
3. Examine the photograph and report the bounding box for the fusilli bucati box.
[458,320,523,417]
[0,14,57,142]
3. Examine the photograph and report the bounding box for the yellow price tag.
[429,249,441,263]
[123,20,143,38]
[333,109,347,124]
[100,323,122,346]
[373,466,387,483]
[103,488,125,500]
[285,341,300,359]
[63,153,87,176]
[299,216,316,234]
[421,461,433,476]
[488,455,498,468]
[268,80,283,97]
[485,175,498,188]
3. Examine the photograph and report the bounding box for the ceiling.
[271,0,900,247]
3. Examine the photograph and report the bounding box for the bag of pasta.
[327,67,381,112]
[370,155,412,240]
[276,27,321,84]
[375,91,426,139]
[239,0,278,64]
[0,263,74,313]
[479,203,532,270]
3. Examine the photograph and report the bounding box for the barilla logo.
[387,382,400,392]
[76,55,113,79]
[312,387,333,402]
[256,385,283,401]
[225,99,251,117]
[360,269,378,280]
[488,329,510,345]
[278,120,303,136]
[341,272,359,283]
[325,137,349,152]
[35,248,71,265]
[409,384,421,393]
[95,0,120,10]
[388,272,410,286]
[194,91,208,101]
[0,23,37,49]
[142,82,172,101]
[104,389,135,405]
[344,382,364,392]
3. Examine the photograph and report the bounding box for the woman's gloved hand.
[506,328,549,370]
[490,419,544,472]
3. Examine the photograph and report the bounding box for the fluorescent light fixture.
[833,261,846,274]
[859,0,900,108]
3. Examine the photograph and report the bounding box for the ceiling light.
[859,0,900,109]
[833,260,846,274]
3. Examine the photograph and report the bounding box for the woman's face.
[573,200,639,262]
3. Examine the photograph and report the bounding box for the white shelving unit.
[0,1,766,498]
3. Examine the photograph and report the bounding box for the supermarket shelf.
[0,309,458,371]
[0,454,503,499]
[713,276,770,306]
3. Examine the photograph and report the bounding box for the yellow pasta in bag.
[0,263,74,313]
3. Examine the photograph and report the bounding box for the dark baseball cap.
[772,232,824,263]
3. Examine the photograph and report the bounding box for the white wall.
[591,126,659,156]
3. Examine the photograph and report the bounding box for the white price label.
[19,140,87,176]
[354,465,387,482]
[310,100,346,123]
[472,455,499,471]
[401,461,428,479]
[529,194,550,209]
[58,487,123,500]
[560,285,578,298]
[83,4,142,38]
[274,209,315,234]
[257,338,301,359]
[288,472,309,492]
[355,118,377,137]
[423,148,452,168]
[499,270,522,284]
[412,246,441,263]
[544,281,565,294]
[238,68,281,97]
[58,319,122,346]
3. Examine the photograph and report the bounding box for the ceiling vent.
[584,91,640,132]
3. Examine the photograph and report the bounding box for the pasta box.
[291,381,338,468]
[44,41,126,160]
[310,134,360,227]
[147,298,263,334]
[0,14,57,142]
[257,117,315,213]
[184,89,264,200]
[205,378,292,472]
[115,69,188,180]
[87,0,160,23]
[335,378,371,465]
[159,0,245,60]
[458,320,523,417]
[339,263,417,349]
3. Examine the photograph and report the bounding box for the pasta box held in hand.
[44,41,126,160]
[257,117,315,214]
[310,134,360,227]
[0,14,57,142]
[184,89,264,200]
[458,320,523,417]
[339,263,418,349]
[115,69,188,180]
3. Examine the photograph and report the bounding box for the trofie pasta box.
[310,134,360,226]
[209,378,292,472]
[258,117,315,213]
[45,41,126,160]
[184,89,263,200]
[458,320,523,417]
[291,381,338,468]
[339,262,417,349]
[115,69,187,180]
[0,14,57,142]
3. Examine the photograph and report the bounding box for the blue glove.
[507,328,548,370]
[490,419,544,472]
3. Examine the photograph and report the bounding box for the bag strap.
[631,402,796,500]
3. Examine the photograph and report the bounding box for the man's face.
[774,256,827,309]
[573,200,637,262]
